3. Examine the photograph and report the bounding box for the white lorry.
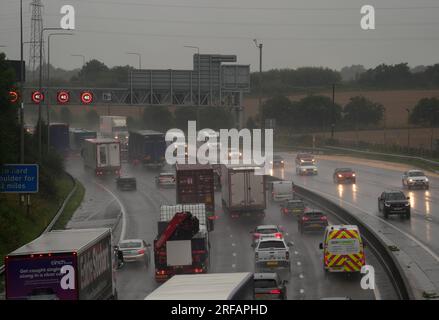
[82,138,121,176]
[221,165,266,218]
[271,181,294,201]
[99,116,128,145]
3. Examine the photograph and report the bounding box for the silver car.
[118,239,151,265]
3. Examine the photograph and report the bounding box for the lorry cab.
[319,225,365,273]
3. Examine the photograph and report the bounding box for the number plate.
[267,261,278,266]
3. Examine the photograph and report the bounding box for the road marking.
[232,252,237,257]
[294,251,299,255]
[303,185,439,263]
[95,182,127,241]
[232,264,236,268]
[230,234,233,238]
[297,261,302,266]
[299,273,304,279]
[299,289,305,294]
[231,243,236,247]
[286,233,289,236]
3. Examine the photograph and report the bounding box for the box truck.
[5,228,117,300]
[99,116,128,145]
[49,123,69,153]
[69,128,97,151]
[176,164,215,231]
[154,208,210,282]
[221,165,266,218]
[128,130,167,167]
[81,138,121,176]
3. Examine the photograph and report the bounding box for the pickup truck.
[254,237,292,272]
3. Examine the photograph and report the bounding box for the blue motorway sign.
[0,164,39,193]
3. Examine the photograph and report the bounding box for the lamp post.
[184,46,201,123]
[126,52,141,69]
[253,39,263,128]
[19,0,24,164]
[38,27,64,162]
[47,33,74,153]
[406,108,411,151]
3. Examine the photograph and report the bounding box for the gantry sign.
[23,54,250,107]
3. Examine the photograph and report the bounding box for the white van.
[271,181,294,201]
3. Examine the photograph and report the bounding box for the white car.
[254,237,292,272]
[228,148,242,160]
[118,239,151,265]
[155,172,176,187]
[296,161,318,176]
[402,170,429,190]
[251,225,284,247]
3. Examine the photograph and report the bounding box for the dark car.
[378,191,411,219]
[280,199,305,216]
[298,209,328,233]
[333,168,356,184]
[116,176,137,191]
[253,273,287,300]
[271,155,285,168]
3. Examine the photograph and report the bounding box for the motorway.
[65,154,398,300]
[275,152,439,295]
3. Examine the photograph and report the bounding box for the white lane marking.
[230,234,233,238]
[286,233,289,236]
[297,261,302,266]
[232,243,236,247]
[299,289,305,294]
[232,264,236,268]
[95,182,127,241]
[232,252,237,257]
[299,273,304,279]
[304,185,439,263]
[294,251,299,255]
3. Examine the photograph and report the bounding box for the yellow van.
[319,225,366,273]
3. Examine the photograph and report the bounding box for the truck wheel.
[384,210,389,219]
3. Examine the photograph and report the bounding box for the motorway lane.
[66,158,389,300]
[275,152,439,257]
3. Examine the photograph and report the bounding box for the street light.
[406,108,411,150]
[184,45,201,122]
[125,52,141,69]
[38,27,66,162]
[253,39,263,128]
[47,33,74,153]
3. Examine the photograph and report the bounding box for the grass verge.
[52,180,85,230]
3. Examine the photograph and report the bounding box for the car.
[116,176,137,191]
[333,168,356,184]
[155,172,176,187]
[402,170,429,190]
[251,225,284,246]
[295,153,315,165]
[271,181,294,201]
[378,191,411,219]
[296,161,318,175]
[280,199,305,216]
[253,273,288,300]
[118,239,151,265]
[228,147,242,160]
[254,237,292,272]
[298,209,328,233]
[270,155,285,168]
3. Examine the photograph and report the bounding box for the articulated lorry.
[99,116,128,146]
[128,130,167,167]
[176,164,216,231]
[5,228,117,300]
[69,128,97,151]
[49,123,69,153]
[221,165,266,218]
[154,205,210,282]
[81,138,121,176]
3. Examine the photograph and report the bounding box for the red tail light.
[286,252,289,260]
[275,233,282,239]
[283,208,288,214]
[194,268,204,273]
[320,216,328,221]
[138,249,145,254]
[254,233,261,238]
[302,216,309,221]
[156,270,166,275]
[270,289,281,294]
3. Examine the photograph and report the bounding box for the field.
[243,88,439,128]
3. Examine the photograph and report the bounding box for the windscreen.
[408,171,424,177]
[258,241,285,249]
[257,228,278,234]
[387,193,406,200]
[254,279,277,288]
[120,241,142,249]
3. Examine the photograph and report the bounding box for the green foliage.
[174,106,197,131]
[199,107,234,130]
[410,98,439,126]
[295,95,342,129]
[143,105,174,131]
[343,96,384,127]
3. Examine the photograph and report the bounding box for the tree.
[295,95,342,129]
[343,96,384,128]
[340,65,366,82]
[262,95,293,127]
[409,98,439,127]
[174,106,197,131]
[199,107,234,130]
[85,109,100,128]
[60,107,72,124]
[143,105,174,131]
[77,59,110,86]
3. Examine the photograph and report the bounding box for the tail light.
[270,289,281,294]
[275,233,282,239]
[302,216,309,221]
[286,251,289,260]
[156,270,166,275]
[138,249,145,254]
[194,268,203,273]
[283,208,288,214]
[254,233,261,239]
[320,216,328,221]
[255,253,258,259]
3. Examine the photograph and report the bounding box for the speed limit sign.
[80,91,93,104]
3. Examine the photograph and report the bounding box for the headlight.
[408,179,413,182]
[338,174,342,178]
[239,152,242,156]
[114,136,118,139]
[125,136,128,139]
[384,203,391,207]
[270,161,273,164]
[425,178,429,182]
[281,161,284,163]
[405,203,410,206]
[352,173,356,177]
[313,168,317,171]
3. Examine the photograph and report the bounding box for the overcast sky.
[1,0,439,72]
